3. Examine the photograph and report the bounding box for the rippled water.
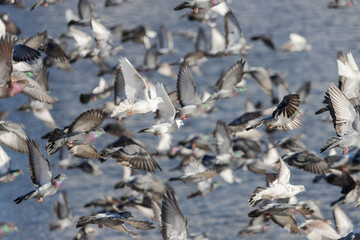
[1,0,360,239]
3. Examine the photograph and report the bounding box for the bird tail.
[137,128,149,133]
[248,186,265,207]
[80,93,93,104]
[245,119,265,131]
[320,137,340,153]
[337,59,354,79]
[14,190,36,204]
[46,128,67,155]
[76,216,94,228]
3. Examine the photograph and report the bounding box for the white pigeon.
[111,57,164,118]
[138,83,183,135]
[248,157,305,207]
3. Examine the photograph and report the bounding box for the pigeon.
[0,222,18,239]
[320,83,360,154]
[101,144,162,172]
[46,109,106,160]
[49,191,74,231]
[174,0,224,12]
[246,67,274,100]
[328,0,353,8]
[111,57,164,118]
[210,59,246,100]
[159,191,189,240]
[0,13,20,35]
[14,138,67,204]
[76,212,154,236]
[187,179,219,198]
[0,120,28,153]
[300,219,341,240]
[246,94,303,131]
[138,83,184,135]
[30,0,64,11]
[0,145,22,184]
[238,215,268,235]
[80,77,113,104]
[281,33,311,52]
[248,157,305,207]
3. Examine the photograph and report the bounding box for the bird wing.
[114,68,126,105]
[273,94,300,119]
[224,10,241,49]
[68,26,93,50]
[121,219,154,230]
[289,33,306,48]
[161,192,188,240]
[0,145,10,175]
[0,121,28,153]
[209,27,225,54]
[12,44,40,62]
[270,215,301,234]
[214,59,245,91]
[214,120,232,155]
[23,31,47,49]
[90,18,112,42]
[35,66,49,91]
[177,62,198,106]
[27,138,53,187]
[68,109,106,133]
[0,35,13,85]
[54,191,70,219]
[155,83,175,123]
[285,151,329,174]
[277,157,290,185]
[119,57,149,101]
[327,82,357,136]
[333,204,353,236]
[68,144,102,159]
[248,67,273,97]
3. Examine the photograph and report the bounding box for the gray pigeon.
[0,222,18,239]
[76,211,154,236]
[46,109,106,160]
[0,120,28,153]
[14,138,67,204]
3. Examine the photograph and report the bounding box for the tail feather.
[320,137,340,153]
[137,128,149,133]
[46,128,67,155]
[76,216,94,228]
[14,190,36,204]
[249,186,265,207]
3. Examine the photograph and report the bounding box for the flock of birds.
[0,0,360,239]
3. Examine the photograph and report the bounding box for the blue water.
[1,0,360,239]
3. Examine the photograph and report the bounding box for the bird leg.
[67,140,73,148]
[37,198,43,203]
[343,147,348,154]
[269,197,275,201]
[181,114,186,120]
[98,224,104,228]
[268,125,274,129]
[126,110,133,116]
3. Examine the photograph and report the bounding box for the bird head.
[55,173,67,182]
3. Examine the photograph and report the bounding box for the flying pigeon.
[0,120,28,153]
[46,108,106,160]
[0,222,18,239]
[49,191,74,231]
[246,94,303,131]
[14,138,67,204]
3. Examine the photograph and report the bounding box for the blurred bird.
[0,145,22,184]
[49,191,74,231]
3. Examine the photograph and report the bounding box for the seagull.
[49,191,74,231]
[320,83,360,154]
[14,138,67,204]
[46,109,106,160]
[138,83,184,135]
[280,33,311,52]
[0,145,23,184]
[76,212,154,236]
[248,157,305,207]
[246,94,302,131]
[111,57,164,118]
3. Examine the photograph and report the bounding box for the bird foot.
[67,140,73,148]
[269,197,275,201]
[126,110,133,116]
[268,125,274,129]
[181,114,186,120]
[343,147,348,154]
[98,224,104,228]
[37,198,43,203]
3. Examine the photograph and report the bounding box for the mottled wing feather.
[68,144,102,159]
[0,35,13,85]
[27,138,53,187]
[274,94,300,119]
[121,219,154,230]
[215,59,245,91]
[177,62,198,106]
[23,31,47,49]
[280,114,303,131]
[68,109,106,133]
[270,215,301,234]
[161,192,188,240]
